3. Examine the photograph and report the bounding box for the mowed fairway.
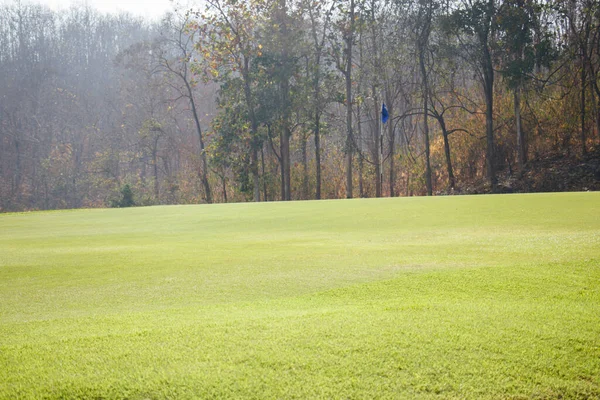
[1,193,599,399]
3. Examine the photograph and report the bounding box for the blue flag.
[381,103,389,124]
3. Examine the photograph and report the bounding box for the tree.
[195,0,266,202]
[156,14,213,203]
[301,0,335,199]
[273,0,293,200]
[111,184,135,207]
[330,0,359,198]
[497,0,555,173]
[561,0,600,154]
[446,0,499,191]
[416,0,435,195]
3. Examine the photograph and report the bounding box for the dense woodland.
[0,0,599,211]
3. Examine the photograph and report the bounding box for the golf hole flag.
[381,103,389,124]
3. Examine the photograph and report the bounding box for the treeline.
[0,3,220,210]
[0,0,599,211]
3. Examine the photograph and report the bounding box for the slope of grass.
[1,192,599,399]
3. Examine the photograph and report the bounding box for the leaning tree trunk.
[438,117,455,190]
[187,82,212,204]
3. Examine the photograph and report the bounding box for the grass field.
[1,192,599,399]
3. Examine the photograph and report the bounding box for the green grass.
[1,192,599,399]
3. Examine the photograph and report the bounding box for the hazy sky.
[5,0,181,20]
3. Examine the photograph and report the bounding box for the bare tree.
[157,14,212,203]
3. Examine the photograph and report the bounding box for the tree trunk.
[590,62,600,141]
[590,80,600,140]
[369,1,382,198]
[515,86,526,174]
[373,92,382,198]
[419,50,432,196]
[302,135,308,199]
[418,0,433,196]
[268,124,285,201]
[357,103,364,198]
[152,141,159,202]
[221,170,227,203]
[241,60,261,202]
[439,117,455,190]
[387,93,395,197]
[261,145,268,201]
[483,47,497,191]
[13,138,22,202]
[596,98,600,141]
[345,0,355,199]
[308,7,325,201]
[358,154,365,198]
[282,128,291,200]
[581,53,587,155]
[187,81,212,204]
[314,112,321,199]
[385,87,396,197]
[251,148,260,202]
[279,131,285,200]
[278,0,292,201]
[476,0,497,192]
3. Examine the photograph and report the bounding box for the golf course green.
[1,192,599,399]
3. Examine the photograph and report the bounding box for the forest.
[0,0,599,211]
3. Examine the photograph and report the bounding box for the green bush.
[110,184,135,208]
